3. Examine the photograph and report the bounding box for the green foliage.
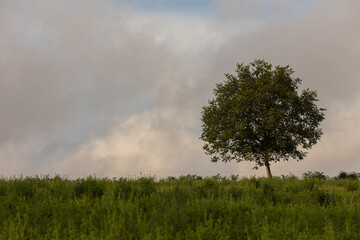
[0,175,359,239]
[345,181,360,192]
[201,60,325,176]
[73,176,107,198]
[335,171,360,180]
[303,171,328,180]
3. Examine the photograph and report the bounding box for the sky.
[1,0,359,178]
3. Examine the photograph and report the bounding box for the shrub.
[315,190,336,207]
[281,173,298,180]
[248,177,261,189]
[303,179,316,191]
[1,175,359,239]
[303,171,328,180]
[137,177,156,197]
[73,176,106,199]
[336,171,360,180]
[228,184,243,199]
[13,178,36,199]
[229,174,239,181]
[114,178,132,199]
[0,180,7,196]
[345,181,359,192]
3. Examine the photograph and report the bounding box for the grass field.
[0,174,359,239]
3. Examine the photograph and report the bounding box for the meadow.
[0,174,359,239]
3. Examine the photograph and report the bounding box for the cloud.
[208,0,360,176]
[0,0,174,144]
[214,0,317,21]
[1,0,359,178]
[41,109,245,178]
[0,140,43,177]
[271,99,360,176]
[212,0,360,104]
[0,0,178,176]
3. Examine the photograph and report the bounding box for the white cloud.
[41,108,246,178]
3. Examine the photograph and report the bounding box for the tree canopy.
[200,60,326,177]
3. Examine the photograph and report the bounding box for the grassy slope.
[0,176,359,239]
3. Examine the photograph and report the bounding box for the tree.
[200,60,325,178]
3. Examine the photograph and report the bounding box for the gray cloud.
[1,0,359,177]
[0,0,178,175]
[212,0,360,104]
[214,0,317,21]
[0,0,174,143]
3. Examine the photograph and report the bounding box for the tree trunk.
[264,155,272,178]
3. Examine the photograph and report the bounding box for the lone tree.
[200,60,325,178]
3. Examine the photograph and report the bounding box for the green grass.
[0,175,359,239]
